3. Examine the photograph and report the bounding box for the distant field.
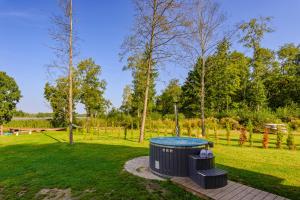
[0,130,299,199]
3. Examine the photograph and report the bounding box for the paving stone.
[124,156,165,181]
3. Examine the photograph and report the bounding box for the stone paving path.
[124,156,289,200]
[124,156,165,181]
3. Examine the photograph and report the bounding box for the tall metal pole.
[174,100,180,137]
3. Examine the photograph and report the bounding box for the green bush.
[286,132,296,150]
[247,120,254,146]
[205,117,219,129]
[149,112,162,120]
[290,119,300,130]
[225,122,231,144]
[276,128,284,149]
[163,113,185,120]
[276,103,300,122]
[6,119,52,128]
[237,108,280,129]
[220,117,239,129]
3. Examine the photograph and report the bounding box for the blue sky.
[0,0,299,113]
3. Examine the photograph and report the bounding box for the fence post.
[124,126,127,140]
[131,121,133,139]
[214,126,218,144]
[0,125,3,135]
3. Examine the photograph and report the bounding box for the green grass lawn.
[0,130,299,199]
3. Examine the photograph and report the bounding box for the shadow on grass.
[42,132,65,143]
[216,164,300,200]
[0,139,299,199]
[0,142,198,200]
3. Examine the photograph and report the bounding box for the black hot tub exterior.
[149,137,208,178]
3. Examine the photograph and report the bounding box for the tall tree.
[0,72,21,135]
[121,85,133,115]
[121,0,186,142]
[181,61,202,117]
[181,0,226,136]
[227,51,251,108]
[277,43,300,76]
[265,44,300,108]
[181,40,250,117]
[239,17,273,111]
[77,58,108,117]
[156,79,182,115]
[124,54,157,119]
[205,39,249,113]
[49,0,75,144]
[44,78,70,127]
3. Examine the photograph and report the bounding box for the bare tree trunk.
[201,58,206,136]
[139,0,157,143]
[137,108,140,130]
[139,60,152,143]
[68,0,73,144]
[182,0,226,137]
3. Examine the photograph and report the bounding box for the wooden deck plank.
[240,188,265,200]
[218,184,249,200]
[212,182,242,199]
[204,184,231,196]
[274,196,289,200]
[230,187,255,200]
[171,177,211,200]
[263,193,280,200]
[252,191,270,200]
[170,177,288,200]
[205,181,237,197]
[126,156,289,200]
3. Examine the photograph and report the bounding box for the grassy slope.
[0,130,299,199]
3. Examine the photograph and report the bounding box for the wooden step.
[194,168,228,189]
[189,155,215,171]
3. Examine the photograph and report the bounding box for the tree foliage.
[265,44,300,109]
[44,58,108,126]
[0,71,21,126]
[77,58,108,117]
[121,85,133,114]
[44,77,75,127]
[239,17,274,111]
[124,54,157,118]
[181,39,250,117]
[156,79,182,116]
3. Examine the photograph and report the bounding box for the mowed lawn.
[0,130,299,200]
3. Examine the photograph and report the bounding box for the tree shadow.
[0,142,198,200]
[216,164,300,200]
[0,140,299,199]
[42,132,65,142]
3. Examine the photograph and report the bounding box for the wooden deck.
[171,177,289,200]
